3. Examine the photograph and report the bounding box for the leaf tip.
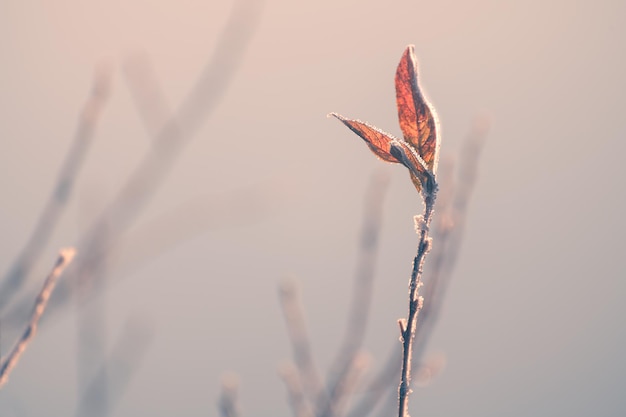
[402,44,417,62]
[327,112,344,121]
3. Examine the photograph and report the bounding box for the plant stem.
[398,191,436,417]
[0,248,75,389]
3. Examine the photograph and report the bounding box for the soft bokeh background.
[1,0,625,416]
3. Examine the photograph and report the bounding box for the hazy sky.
[0,1,625,416]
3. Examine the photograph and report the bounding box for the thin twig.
[74,267,110,417]
[72,188,113,417]
[122,53,173,140]
[279,362,314,417]
[218,372,242,417]
[409,114,490,373]
[345,347,400,417]
[326,352,370,417]
[278,279,325,407]
[0,248,76,388]
[367,161,454,417]
[397,188,437,417]
[110,182,284,277]
[71,0,267,287]
[73,317,153,417]
[320,169,390,417]
[374,355,446,417]
[0,68,111,313]
[2,0,266,330]
[346,116,490,417]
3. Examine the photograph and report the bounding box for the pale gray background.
[0,0,624,416]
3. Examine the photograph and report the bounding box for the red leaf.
[395,45,439,175]
[330,46,439,194]
[329,113,400,163]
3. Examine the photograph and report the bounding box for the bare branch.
[0,67,111,313]
[71,0,267,286]
[218,372,242,417]
[74,267,110,417]
[2,0,266,329]
[278,279,325,407]
[123,53,173,140]
[0,248,76,388]
[326,352,370,417]
[279,362,314,417]
[110,181,286,277]
[73,317,153,417]
[320,169,390,417]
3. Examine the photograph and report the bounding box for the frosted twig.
[0,248,76,388]
[0,68,111,313]
[278,279,325,407]
[346,116,490,417]
[409,114,490,372]
[397,186,437,417]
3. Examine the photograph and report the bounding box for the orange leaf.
[395,45,439,174]
[329,113,400,163]
[330,46,439,195]
[331,113,431,192]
